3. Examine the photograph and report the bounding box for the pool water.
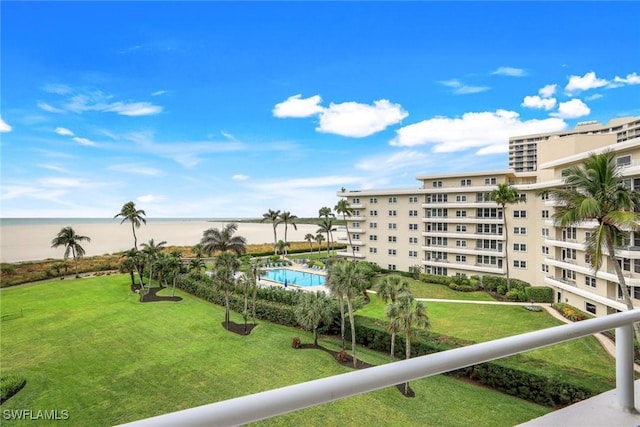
[262,268,326,287]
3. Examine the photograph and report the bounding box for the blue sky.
[1,2,639,218]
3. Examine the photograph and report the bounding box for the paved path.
[414,296,640,373]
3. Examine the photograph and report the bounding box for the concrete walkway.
[414,296,640,373]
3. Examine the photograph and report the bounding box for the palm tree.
[261,209,282,256]
[189,258,206,273]
[317,219,336,257]
[114,201,146,250]
[51,227,91,278]
[214,251,240,330]
[314,234,325,256]
[335,199,355,259]
[546,151,640,341]
[276,240,290,258]
[318,206,334,219]
[376,276,410,361]
[393,290,430,394]
[490,183,523,291]
[200,223,247,256]
[385,303,403,362]
[304,233,315,255]
[278,211,298,256]
[141,238,167,290]
[294,291,333,346]
[328,261,366,367]
[192,243,205,258]
[121,248,145,286]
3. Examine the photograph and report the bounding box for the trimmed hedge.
[526,286,554,303]
[419,273,450,286]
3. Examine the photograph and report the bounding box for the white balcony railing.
[121,309,640,427]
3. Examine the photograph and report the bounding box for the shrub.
[292,337,301,349]
[419,273,450,286]
[552,303,591,322]
[526,286,553,303]
[0,375,26,404]
[496,285,506,295]
[505,289,526,302]
[336,350,349,363]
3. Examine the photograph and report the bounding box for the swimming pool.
[262,268,326,287]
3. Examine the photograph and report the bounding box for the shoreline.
[0,220,334,263]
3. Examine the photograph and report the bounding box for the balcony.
[334,251,366,259]
[121,310,640,427]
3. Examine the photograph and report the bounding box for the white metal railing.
[120,309,640,427]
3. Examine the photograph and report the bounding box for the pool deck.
[257,262,329,294]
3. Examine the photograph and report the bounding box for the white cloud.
[565,71,609,94]
[137,194,166,203]
[249,175,366,192]
[439,79,490,95]
[521,95,556,110]
[42,84,72,95]
[0,116,12,132]
[72,137,98,147]
[586,93,603,101]
[151,90,167,96]
[390,110,567,155]
[39,164,68,173]
[54,127,74,136]
[103,102,163,116]
[356,150,429,172]
[316,99,408,138]
[38,101,66,113]
[613,72,640,85]
[232,174,249,181]
[108,163,163,176]
[273,94,324,118]
[551,99,591,119]
[492,67,526,77]
[539,84,557,98]
[40,177,83,188]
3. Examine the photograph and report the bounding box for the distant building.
[337,117,640,317]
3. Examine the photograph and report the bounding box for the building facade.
[337,117,640,317]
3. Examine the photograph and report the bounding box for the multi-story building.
[337,116,640,317]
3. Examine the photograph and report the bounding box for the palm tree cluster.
[260,209,298,257]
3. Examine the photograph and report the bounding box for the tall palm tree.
[314,233,325,256]
[200,223,247,256]
[490,183,523,291]
[114,201,147,250]
[121,248,145,286]
[377,276,410,361]
[393,290,430,394]
[51,226,91,278]
[318,206,334,220]
[335,199,355,259]
[214,251,240,330]
[261,209,282,256]
[317,219,336,257]
[304,233,315,254]
[141,238,167,290]
[278,211,298,256]
[546,151,640,341]
[294,291,333,346]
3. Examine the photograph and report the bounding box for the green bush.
[552,303,591,322]
[0,375,26,404]
[496,285,507,295]
[505,289,526,302]
[419,273,450,285]
[526,287,553,303]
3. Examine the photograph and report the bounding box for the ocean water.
[0,218,251,227]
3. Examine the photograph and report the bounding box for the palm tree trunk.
[225,290,230,329]
[252,287,258,325]
[344,214,355,260]
[606,233,640,343]
[284,224,288,256]
[273,225,278,256]
[172,276,176,296]
[502,204,511,291]
[339,295,346,350]
[390,331,395,362]
[346,297,357,368]
[405,330,411,394]
[72,247,79,278]
[313,327,318,346]
[131,221,138,250]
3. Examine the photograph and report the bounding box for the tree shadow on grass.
[297,343,415,397]
[223,321,258,336]
[131,284,183,303]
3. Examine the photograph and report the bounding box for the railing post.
[615,324,637,413]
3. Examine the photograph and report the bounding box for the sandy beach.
[0,220,334,263]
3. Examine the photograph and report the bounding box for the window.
[388,264,397,271]
[388,223,397,230]
[353,210,361,217]
[635,259,640,274]
[477,255,502,267]
[427,194,448,203]
[456,255,467,262]
[369,197,378,204]
[408,196,418,203]
[540,192,549,201]
[617,155,631,167]
[388,249,397,256]
[456,240,467,247]
[513,210,527,218]
[388,197,397,203]
[369,247,377,254]
[617,258,632,272]
[513,227,527,235]
[352,198,360,204]
[513,243,527,251]
[541,264,549,273]
[409,210,419,217]
[456,210,467,217]
[484,177,497,185]
[456,195,467,202]
[585,302,597,315]
[427,266,447,275]
[562,248,577,262]
[369,235,377,241]
[352,234,360,240]
[409,237,418,244]
[409,250,418,258]
[519,193,527,202]
[542,210,549,218]
[476,239,502,251]
[542,246,549,255]
[563,227,577,241]
[369,210,378,216]
[513,260,527,269]
[476,208,502,218]
[353,246,360,252]
[460,178,472,187]
[352,222,360,229]
[430,223,447,231]
[476,224,502,235]
[427,208,448,217]
[585,276,597,288]
[409,224,419,231]
[432,180,442,188]
[370,222,377,229]
[388,236,397,242]
[388,210,397,216]
[456,225,467,232]
[541,228,549,237]
[476,192,492,202]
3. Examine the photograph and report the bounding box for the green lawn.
[0,275,549,426]
[359,295,617,388]
[372,275,496,301]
